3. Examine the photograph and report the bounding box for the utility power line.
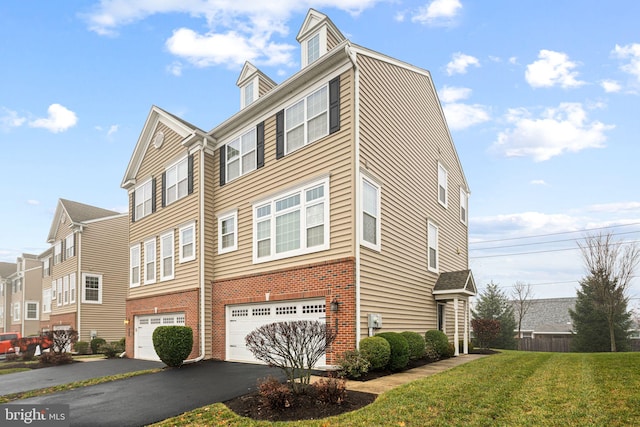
[470,239,640,260]
[470,230,640,251]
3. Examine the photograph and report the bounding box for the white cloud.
[613,43,640,82]
[446,52,480,76]
[166,27,295,68]
[601,79,622,93]
[412,0,462,26]
[586,202,640,213]
[443,103,490,130]
[509,56,518,65]
[530,180,547,185]
[29,104,78,133]
[525,50,585,89]
[167,61,183,76]
[395,11,406,22]
[0,107,26,131]
[492,103,613,161]
[26,200,40,206]
[107,124,119,136]
[439,85,471,103]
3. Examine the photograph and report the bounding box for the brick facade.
[211,257,356,364]
[125,289,200,359]
[48,313,77,331]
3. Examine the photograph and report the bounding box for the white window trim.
[428,220,439,273]
[82,273,103,304]
[144,238,156,285]
[13,302,20,321]
[130,244,141,287]
[360,175,381,252]
[241,75,259,109]
[438,162,448,208]
[284,83,329,156]
[165,156,189,206]
[54,241,62,264]
[43,258,50,277]
[56,278,62,307]
[70,272,76,304]
[301,27,327,67]
[253,177,330,263]
[218,210,238,254]
[160,231,175,281]
[224,127,257,183]
[179,222,196,263]
[25,301,39,321]
[42,289,51,314]
[460,187,469,225]
[65,233,75,259]
[51,280,57,300]
[63,275,69,305]
[134,179,153,221]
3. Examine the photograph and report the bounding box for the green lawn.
[152,351,640,426]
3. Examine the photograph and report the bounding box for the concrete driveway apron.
[11,360,283,427]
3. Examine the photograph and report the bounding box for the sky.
[1,0,640,306]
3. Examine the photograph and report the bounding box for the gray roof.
[60,199,119,223]
[513,297,576,333]
[0,262,16,278]
[434,269,477,294]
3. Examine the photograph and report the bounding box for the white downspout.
[185,137,208,364]
[346,44,362,347]
[77,231,81,340]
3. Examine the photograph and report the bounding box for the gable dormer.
[236,62,277,110]
[296,9,346,69]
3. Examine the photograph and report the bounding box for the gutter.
[184,136,209,364]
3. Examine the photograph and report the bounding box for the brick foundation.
[125,289,200,360]
[212,257,356,364]
[48,313,77,330]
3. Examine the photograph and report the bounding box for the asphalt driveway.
[9,359,283,426]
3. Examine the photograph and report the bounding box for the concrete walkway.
[336,354,487,395]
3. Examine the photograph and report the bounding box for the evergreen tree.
[472,282,517,349]
[570,274,632,352]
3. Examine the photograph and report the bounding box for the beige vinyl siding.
[202,149,215,357]
[213,70,355,279]
[79,215,128,342]
[129,123,201,298]
[357,54,469,337]
[50,218,79,316]
[326,30,340,51]
[258,77,273,98]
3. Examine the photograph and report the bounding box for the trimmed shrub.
[425,330,450,359]
[447,342,456,358]
[74,341,90,355]
[39,352,73,365]
[375,332,410,371]
[424,340,439,361]
[359,336,391,370]
[337,350,370,379]
[258,377,292,410]
[313,376,347,404]
[100,341,124,358]
[90,338,107,354]
[152,326,193,367]
[400,331,426,360]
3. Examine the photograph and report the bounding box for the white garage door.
[135,312,185,361]
[226,299,327,365]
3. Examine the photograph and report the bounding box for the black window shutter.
[329,75,341,134]
[131,191,136,222]
[151,178,157,213]
[72,233,76,257]
[219,145,226,186]
[275,109,285,159]
[161,172,166,207]
[61,239,65,262]
[187,154,194,195]
[257,122,265,169]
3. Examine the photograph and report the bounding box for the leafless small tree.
[578,232,640,352]
[512,281,534,342]
[245,320,337,394]
[46,328,78,354]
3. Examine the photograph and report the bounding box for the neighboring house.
[46,199,129,343]
[4,254,43,336]
[0,262,17,333]
[121,9,475,364]
[39,247,53,334]
[513,297,576,352]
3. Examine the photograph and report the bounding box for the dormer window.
[242,79,256,108]
[301,29,326,68]
[307,33,320,65]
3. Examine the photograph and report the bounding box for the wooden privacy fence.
[517,336,572,352]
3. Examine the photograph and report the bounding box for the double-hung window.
[160,231,174,281]
[242,80,255,108]
[130,245,141,287]
[144,238,156,284]
[307,33,320,65]
[226,129,256,182]
[82,273,102,304]
[43,258,50,276]
[56,279,62,307]
[65,234,75,258]
[135,179,153,220]
[460,188,469,225]
[54,241,62,264]
[165,157,189,205]
[254,177,329,262]
[70,272,76,304]
[51,280,56,300]
[438,162,448,207]
[218,211,237,254]
[285,85,328,154]
[428,221,439,273]
[361,176,381,251]
[179,222,196,263]
[13,303,20,321]
[63,275,69,305]
[25,301,39,320]
[42,289,51,314]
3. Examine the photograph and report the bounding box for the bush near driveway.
[358,336,390,370]
[375,332,409,371]
[151,351,640,426]
[400,331,426,360]
[152,326,193,367]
